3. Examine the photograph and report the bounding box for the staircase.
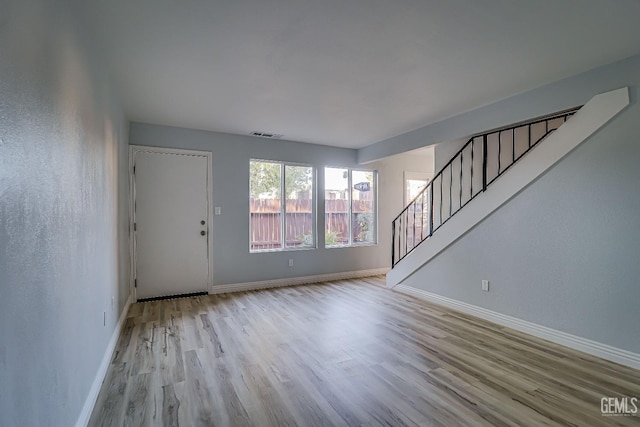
[392,109,580,268]
[385,87,638,370]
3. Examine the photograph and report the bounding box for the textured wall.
[0,1,128,426]
[434,138,466,173]
[402,80,640,353]
[130,124,433,285]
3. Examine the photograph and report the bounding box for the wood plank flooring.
[89,277,640,426]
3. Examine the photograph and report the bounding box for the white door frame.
[129,145,214,301]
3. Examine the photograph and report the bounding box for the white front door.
[132,148,211,300]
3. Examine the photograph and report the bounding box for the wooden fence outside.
[250,199,374,250]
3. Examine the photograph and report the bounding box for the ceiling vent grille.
[250,131,283,139]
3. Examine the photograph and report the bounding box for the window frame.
[324,167,378,248]
[403,171,431,205]
[249,159,316,253]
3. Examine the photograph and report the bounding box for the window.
[404,171,430,205]
[324,167,377,247]
[403,171,430,252]
[250,160,314,252]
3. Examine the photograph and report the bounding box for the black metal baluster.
[449,165,453,218]
[470,139,474,199]
[396,219,399,263]
[412,200,416,250]
[512,127,516,165]
[429,181,434,236]
[482,134,488,191]
[439,174,443,228]
[420,191,425,241]
[498,131,502,176]
[397,216,401,260]
[459,151,464,210]
[404,213,408,258]
[391,220,396,267]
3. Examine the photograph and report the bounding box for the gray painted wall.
[359,53,640,163]
[0,1,129,426]
[130,124,432,285]
[402,70,640,354]
[434,138,467,174]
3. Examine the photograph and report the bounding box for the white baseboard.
[210,268,390,295]
[75,295,133,427]
[395,285,640,370]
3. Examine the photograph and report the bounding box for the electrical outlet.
[288,259,294,267]
[481,280,490,292]
[215,206,221,215]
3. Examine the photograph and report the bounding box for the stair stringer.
[387,87,630,289]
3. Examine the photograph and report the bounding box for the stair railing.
[392,107,580,268]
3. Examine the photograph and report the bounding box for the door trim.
[129,145,214,302]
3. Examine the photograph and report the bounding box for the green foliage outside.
[325,230,340,246]
[355,212,373,242]
[250,161,312,199]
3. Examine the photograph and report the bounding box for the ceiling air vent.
[250,131,283,139]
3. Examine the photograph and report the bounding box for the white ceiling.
[78,0,640,149]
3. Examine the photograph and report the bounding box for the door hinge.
[134,223,137,231]
[133,165,136,174]
[134,279,137,288]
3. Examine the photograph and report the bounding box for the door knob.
[201,231,206,236]
[201,220,205,225]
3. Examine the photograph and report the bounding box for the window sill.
[250,246,317,254]
[325,242,378,249]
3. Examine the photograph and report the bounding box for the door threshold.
[137,291,208,303]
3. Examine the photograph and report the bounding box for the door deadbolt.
[201,220,205,225]
[200,230,206,236]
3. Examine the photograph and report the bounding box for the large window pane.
[324,167,349,246]
[325,167,377,247]
[250,161,282,251]
[285,165,314,248]
[250,160,315,252]
[352,170,375,244]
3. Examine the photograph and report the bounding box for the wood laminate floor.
[89,277,640,426]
